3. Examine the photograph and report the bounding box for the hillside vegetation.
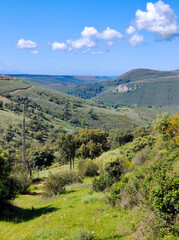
[0,75,161,170]
[9,74,113,94]
[66,69,179,107]
[0,112,178,240]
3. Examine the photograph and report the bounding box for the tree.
[0,101,3,109]
[56,133,76,169]
[154,113,179,146]
[0,147,21,202]
[29,149,55,171]
[108,129,133,148]
[75,128,108,159]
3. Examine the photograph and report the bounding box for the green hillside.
[0,75,32,95]
[0,112,178,240]
[0,75,161,161]
[9,74,112,94]
[66,69,179,107]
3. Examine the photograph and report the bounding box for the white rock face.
[113,83,141,93]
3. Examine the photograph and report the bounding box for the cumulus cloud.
[99,27,123,40]
[51,26,124,53]
[126,26,136,35]
[52,42,68,51]
[135,0,179,39]
[81,26,98,38]
[16,39,37,49]
[129,33,145,46]
[67,37,97,49]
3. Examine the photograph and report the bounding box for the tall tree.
[75,128,108,159]
[56,133,76,169]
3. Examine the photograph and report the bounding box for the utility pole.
[22,103,27,168]
[21,99,31,177]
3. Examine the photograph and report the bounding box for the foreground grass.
[0,179,144,240]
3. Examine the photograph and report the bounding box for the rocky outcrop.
[113,83,141,93]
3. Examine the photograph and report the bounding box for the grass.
[0,177,143,240]
[0,79,31,95]
[33,163,75,178]
[0,109,22,129]
[1,79,157,134]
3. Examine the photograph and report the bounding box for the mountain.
[9,74,113,94]
[64,69,179,107]
[0,75,157,138]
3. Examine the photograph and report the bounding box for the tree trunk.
[73,158,75,169]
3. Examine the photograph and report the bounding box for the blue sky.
[0,0,179,75]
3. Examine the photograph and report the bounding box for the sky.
[0,0,179,75]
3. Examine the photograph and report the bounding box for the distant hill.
[9,74,113,93]
[0,75,178,157]
[64,69,179,107]
[0,75,157,135]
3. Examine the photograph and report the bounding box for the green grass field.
[0,177,144,240]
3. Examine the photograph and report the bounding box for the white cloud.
[135,0,179,39]
[16,39,37,49]
[90,51,104,55]
[67,37,97,49]
[99,27,123,40]
[106,41,114,46]
[129,33,145,46]
[126,26,136,35]
[81,26,98,38]
[52,42,68,51]
[31,50,39,54]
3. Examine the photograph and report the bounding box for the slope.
[67,69,179,106]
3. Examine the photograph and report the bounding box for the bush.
[133,126,151,139]
[150,175,179,224]
[44,170,81,196]
[108,129,133,148]
[78,160,99,177]
[83,195,102,204]
[106,177,129,206]
[12,163,31,194]
[133,146,151,165]
[105,157,123,181]
[0,148,22,201]
[92,175,113,192]
[0,176,22,201]
[71,230,96,240]
[126,135,155,160]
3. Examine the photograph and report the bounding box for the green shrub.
[109,129,134,148]
[126,135,155,160]
[78,160,99,177]
[82,195,102,204]
[92,175,113,192]
[71,230,96,240]
[133,126,151,139]
[12,163,31,194]
[133,146,151,165]
[0,148,22,201]
[0,176,22,201]
[44,170,81,196]
[106,177,129,206]
[105,157,123,181]
[150,175,179,223]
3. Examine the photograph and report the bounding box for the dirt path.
[10,86,34,95]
